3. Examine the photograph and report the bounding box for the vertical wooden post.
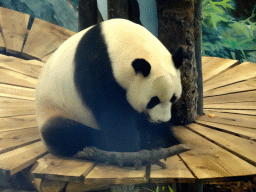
[195,0,204,116]
[156,0,198,124]
[108,0,129,19]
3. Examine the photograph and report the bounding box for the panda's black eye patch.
[147,96,160,109]
[170,94,177,103]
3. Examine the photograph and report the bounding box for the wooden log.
[33,178,67,192]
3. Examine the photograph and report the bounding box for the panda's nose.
[157,120,164,123]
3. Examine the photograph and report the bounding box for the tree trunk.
[78,0,103,31]
[108,0,129,19]
[156,0,198,125]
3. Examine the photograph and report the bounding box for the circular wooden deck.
[0,7,256,191]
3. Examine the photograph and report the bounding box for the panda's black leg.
[40,116,100,157]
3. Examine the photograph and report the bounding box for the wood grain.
[202,57,239,83]
[0,7,29,54]
[0,54,44,78]
[85,163,147,185]
[0,141,47,176]
[0,96,35,108]
[197,110,256,128]
[204,102,256,111]
[204,77,256,97]
[0,127,40,154]
[204,91,256,104]
[32,154,95,182]
[186,123,256,168]
[202,56,214,66]
[204,109,256,116]
[0,84,35,100]
[196,120,256,141]
[0,115,37,131]
[22,18,75,62]
[150,155,195,183]
[172,125,256,179]
[0,67,37,88]
[203,62,256,92]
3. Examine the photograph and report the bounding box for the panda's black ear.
[172,47,184,69]
[132,59,151,77]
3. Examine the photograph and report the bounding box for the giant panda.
[35,18,183,157]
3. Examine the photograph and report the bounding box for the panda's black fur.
[37,19,183,157]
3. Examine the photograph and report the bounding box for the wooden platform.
[0,7,256,191]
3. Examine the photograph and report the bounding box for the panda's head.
[102,19,183,123]
[126,47,183,123]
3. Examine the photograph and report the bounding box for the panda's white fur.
[35,18,183,156]
[36,25,99,130]
[101,19,182,122]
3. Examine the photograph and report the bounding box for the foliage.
[202,0,256,63]
[143,184,174,192]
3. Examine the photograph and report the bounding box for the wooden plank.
[84,163,147,185]
[0,127,40,154]
[0,141,47,176]
[204,101,256,110]
[0,108,35,118]
[202,56,214,66]
[0,115,37,131]
[203,57,239,83]
[0,84,35,100]
[196,120,256,141]
[172,125,256,179]
[0,67,37,88]
[22,18,76,62]
[150,155,195,183]
[32,154,95,182]
[0,7,30,54]
[204,77,256,97]
[204,109,256,116]
[0,96,35,109]
[203,62,256,92]
[198,110,256,128]
[0,54,44,78]
[186,123,256,168]
[204,91,256,104]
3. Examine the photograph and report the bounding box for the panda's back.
[35,25,99,130]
